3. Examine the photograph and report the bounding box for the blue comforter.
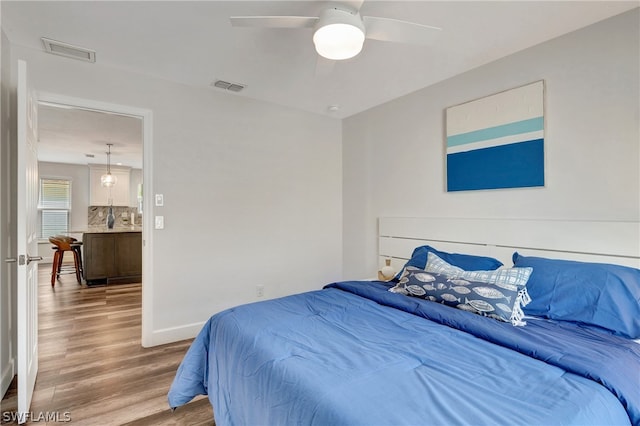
[168,281,639,426]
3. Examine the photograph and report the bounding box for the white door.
[16,59,40,423]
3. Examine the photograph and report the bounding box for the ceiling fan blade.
[363,16,441,45]
[343,0,365,12]
[229,16,318,29]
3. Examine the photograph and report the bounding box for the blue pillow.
[513,253,640,339]
[394,245,503,280]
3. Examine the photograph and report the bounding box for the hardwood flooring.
[1,267,214,425]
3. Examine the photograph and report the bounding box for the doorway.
[36,92,154,346]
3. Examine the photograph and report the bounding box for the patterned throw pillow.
[426,252,533,294]
[390,260,533,326]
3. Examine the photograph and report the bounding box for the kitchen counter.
[83,225,143,233]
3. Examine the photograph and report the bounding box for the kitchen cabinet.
[89,165,131,206]
[83,231,142,284]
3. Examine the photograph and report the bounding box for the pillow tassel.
[519,287,531,306]
[510,288,531,326]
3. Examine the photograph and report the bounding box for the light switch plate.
[155,194,164,206]
[154,216,164,229]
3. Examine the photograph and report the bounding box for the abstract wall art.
[445,81,545,192]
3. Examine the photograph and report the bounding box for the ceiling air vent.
[41,37,96,63]
[211,80,246,92]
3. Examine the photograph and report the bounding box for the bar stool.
[70,238,84,281]
[49,235,83,287]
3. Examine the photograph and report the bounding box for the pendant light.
[101,143,117,187]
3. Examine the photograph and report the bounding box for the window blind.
[41,210,69,238]
[39,178,71,238]
[39,178,71,209]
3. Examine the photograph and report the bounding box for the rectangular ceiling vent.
[41,37,96,63]
[211,80,246,92]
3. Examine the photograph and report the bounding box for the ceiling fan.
[229,2,441,61]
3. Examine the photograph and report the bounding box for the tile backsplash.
[88,206,143,227]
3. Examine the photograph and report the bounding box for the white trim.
[147,321,206,347]
[36,92,155,347]
[140,109,154,347]
[1,357,15,399]
[37,94,144,119]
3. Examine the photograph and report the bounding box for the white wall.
[9,44,343,345]
[129,167,142,209]
[343,9,640,279]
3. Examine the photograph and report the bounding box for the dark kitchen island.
[82,227,142,285]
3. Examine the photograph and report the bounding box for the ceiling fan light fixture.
[313,8,365,61]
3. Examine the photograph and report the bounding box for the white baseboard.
[143,321,206,348]
[1,357,15,399]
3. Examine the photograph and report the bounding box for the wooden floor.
[1,267,214,425]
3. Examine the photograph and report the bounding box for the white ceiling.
[2,1,637,167]
[37,104,144,169]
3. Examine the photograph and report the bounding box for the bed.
[168,218,640,426]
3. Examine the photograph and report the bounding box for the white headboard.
[378,217,640,271]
